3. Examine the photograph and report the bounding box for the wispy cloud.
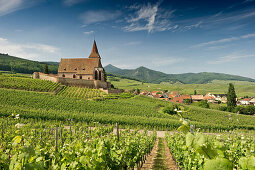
[182,21,202,31]
[63,0,86,7]
[192,33,255,48]
[0,0,39,16]
[0,37,59,60]
[124,41,141,46]
[83,31,94,35]
[123,2,176,33]
[208,54,255,64]
[80,10,121,24]
[151,57,184,66]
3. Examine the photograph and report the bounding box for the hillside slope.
[105,64,255,84]
[0,53,59,74]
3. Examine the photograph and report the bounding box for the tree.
[194,90,197,95]
[198,100,209,108]
[43,64,49,74]
[227,83,237,108]
[102,69,107,81]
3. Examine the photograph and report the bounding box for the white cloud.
[0,0,23,16]
[0,0,40,16]
[192,33,255,48]
[0,37,60,60]
[123,2,176,33]
[83,31,94,35]
[208,54,255,64]
[63,0,86,7]
[80,10,121,24]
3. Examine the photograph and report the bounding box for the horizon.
[0,0,255,78]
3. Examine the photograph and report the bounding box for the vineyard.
[165,120,255,169]
[57,86,105,99]
[0,87,255,131]
[0,74,60,92]
[0,73,255,169]
[0,117,156,169]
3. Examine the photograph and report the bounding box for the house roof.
[249,98,255,103]
[191,95,204,100]
[204,96,215,100]
[58,58,102,75]
[240,98,251,101]
[172,95,191,103]
[213,94,227,97]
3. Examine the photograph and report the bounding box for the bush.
[235,105,255,115]
[119,92,134,98]
[198,100,209,108]
[162,106,176,115]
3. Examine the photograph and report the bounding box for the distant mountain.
[0,53,59,74]
[105,64,255,84]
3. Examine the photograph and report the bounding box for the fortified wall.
[33,72,111,89]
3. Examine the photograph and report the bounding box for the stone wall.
[33,72,111,89]
[33,72,58,83]
[99,88,124,94]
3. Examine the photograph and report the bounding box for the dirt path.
[140,138,159,170]
[140,138,179,170]
[163,139,179,170]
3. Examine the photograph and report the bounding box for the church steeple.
[89,40,101,59]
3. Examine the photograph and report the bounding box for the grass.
[153,138,166,170]
[109,76,255,97]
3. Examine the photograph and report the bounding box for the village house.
[191,95,204,102]
[203,95,215,103]
[249,98,255,106]
[172,95,191,104]
[205,93,227,103]
[239,98,252,105]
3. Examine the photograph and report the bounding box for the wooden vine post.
[55,127,58,153]
[116,122,119,141]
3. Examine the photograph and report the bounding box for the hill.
[0,53,59,74]
[108,76,255,97]
[105,64,255,84]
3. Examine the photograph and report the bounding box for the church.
[33,40,111,89]
[58,40,105,81]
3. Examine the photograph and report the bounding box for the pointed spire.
[89,40,100,58]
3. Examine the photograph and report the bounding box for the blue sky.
[0,0,255,78]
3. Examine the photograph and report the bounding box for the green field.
[109,76,255,97]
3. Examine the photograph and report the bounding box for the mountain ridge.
[1,54,254,84]
[105,64,255,84]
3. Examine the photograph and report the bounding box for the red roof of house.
[241,98,251,101]
[172,95,191,103]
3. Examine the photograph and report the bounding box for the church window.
[80,75,82,79]
[73,74,76,78]
[98,71,101,80]
[64,68,66,71]
[62,74,65,77]
[75,68,77,70]
[94,70,98,80]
